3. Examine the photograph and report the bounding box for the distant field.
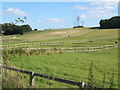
[2,28,118,49]
[2,28,118,42]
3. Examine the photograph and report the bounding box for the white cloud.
[90,2,117,11]
[95,6,115,11]
[79,15,87,19]
[74,2,117,19]
[91,13,116,18]
[2,8,28,16]
[85,2,118,18]
[73,5,88,10]
[88,10,105,14]
[87,10,117,18]
[90,2,117,6]
[38,18,65,23]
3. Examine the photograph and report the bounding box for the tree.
[99,16,120,29]
[34,29,38,31]
[2,17,33,35]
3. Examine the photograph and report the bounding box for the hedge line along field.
[8,48,118,88]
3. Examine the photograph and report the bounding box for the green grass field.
[7,48,118,88]
[2,27,119,88]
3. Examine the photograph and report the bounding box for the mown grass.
[7,48,118,88]
[2,28,118,48]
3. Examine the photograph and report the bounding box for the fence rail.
[1,65,97,88]
[2,44,118,53]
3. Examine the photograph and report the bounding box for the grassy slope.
[3,28,118,88]
[2,28,118,48]
[3,28,118,41]
[9,48,118,88]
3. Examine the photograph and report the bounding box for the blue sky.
[1,2,118,30]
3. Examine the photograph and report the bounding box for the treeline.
[1,23,32,35]
[73,26,83,28]
[99,16,120,29]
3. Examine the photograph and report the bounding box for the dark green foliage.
[89,27,100,29]
[73,26,83,28]
[34,29,38,31]
[21,25,32,33]
[99,16,120,29]
[0,24,2,35]
[1,17,32,35]
[2,23,32,35]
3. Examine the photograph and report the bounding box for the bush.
[2,23,32,35]
[99,16,120,29]
[34,29,38,31]
[73,26,83,28]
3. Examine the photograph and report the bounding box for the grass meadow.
[2,27,119,88]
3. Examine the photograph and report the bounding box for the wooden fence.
[2,44,118,53]
[1,65,97,88]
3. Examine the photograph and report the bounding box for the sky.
[1,2,118,30]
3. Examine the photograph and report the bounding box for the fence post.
[79,82,85,89]
[30,72,34,86]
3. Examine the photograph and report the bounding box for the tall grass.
[2,69,25,88]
